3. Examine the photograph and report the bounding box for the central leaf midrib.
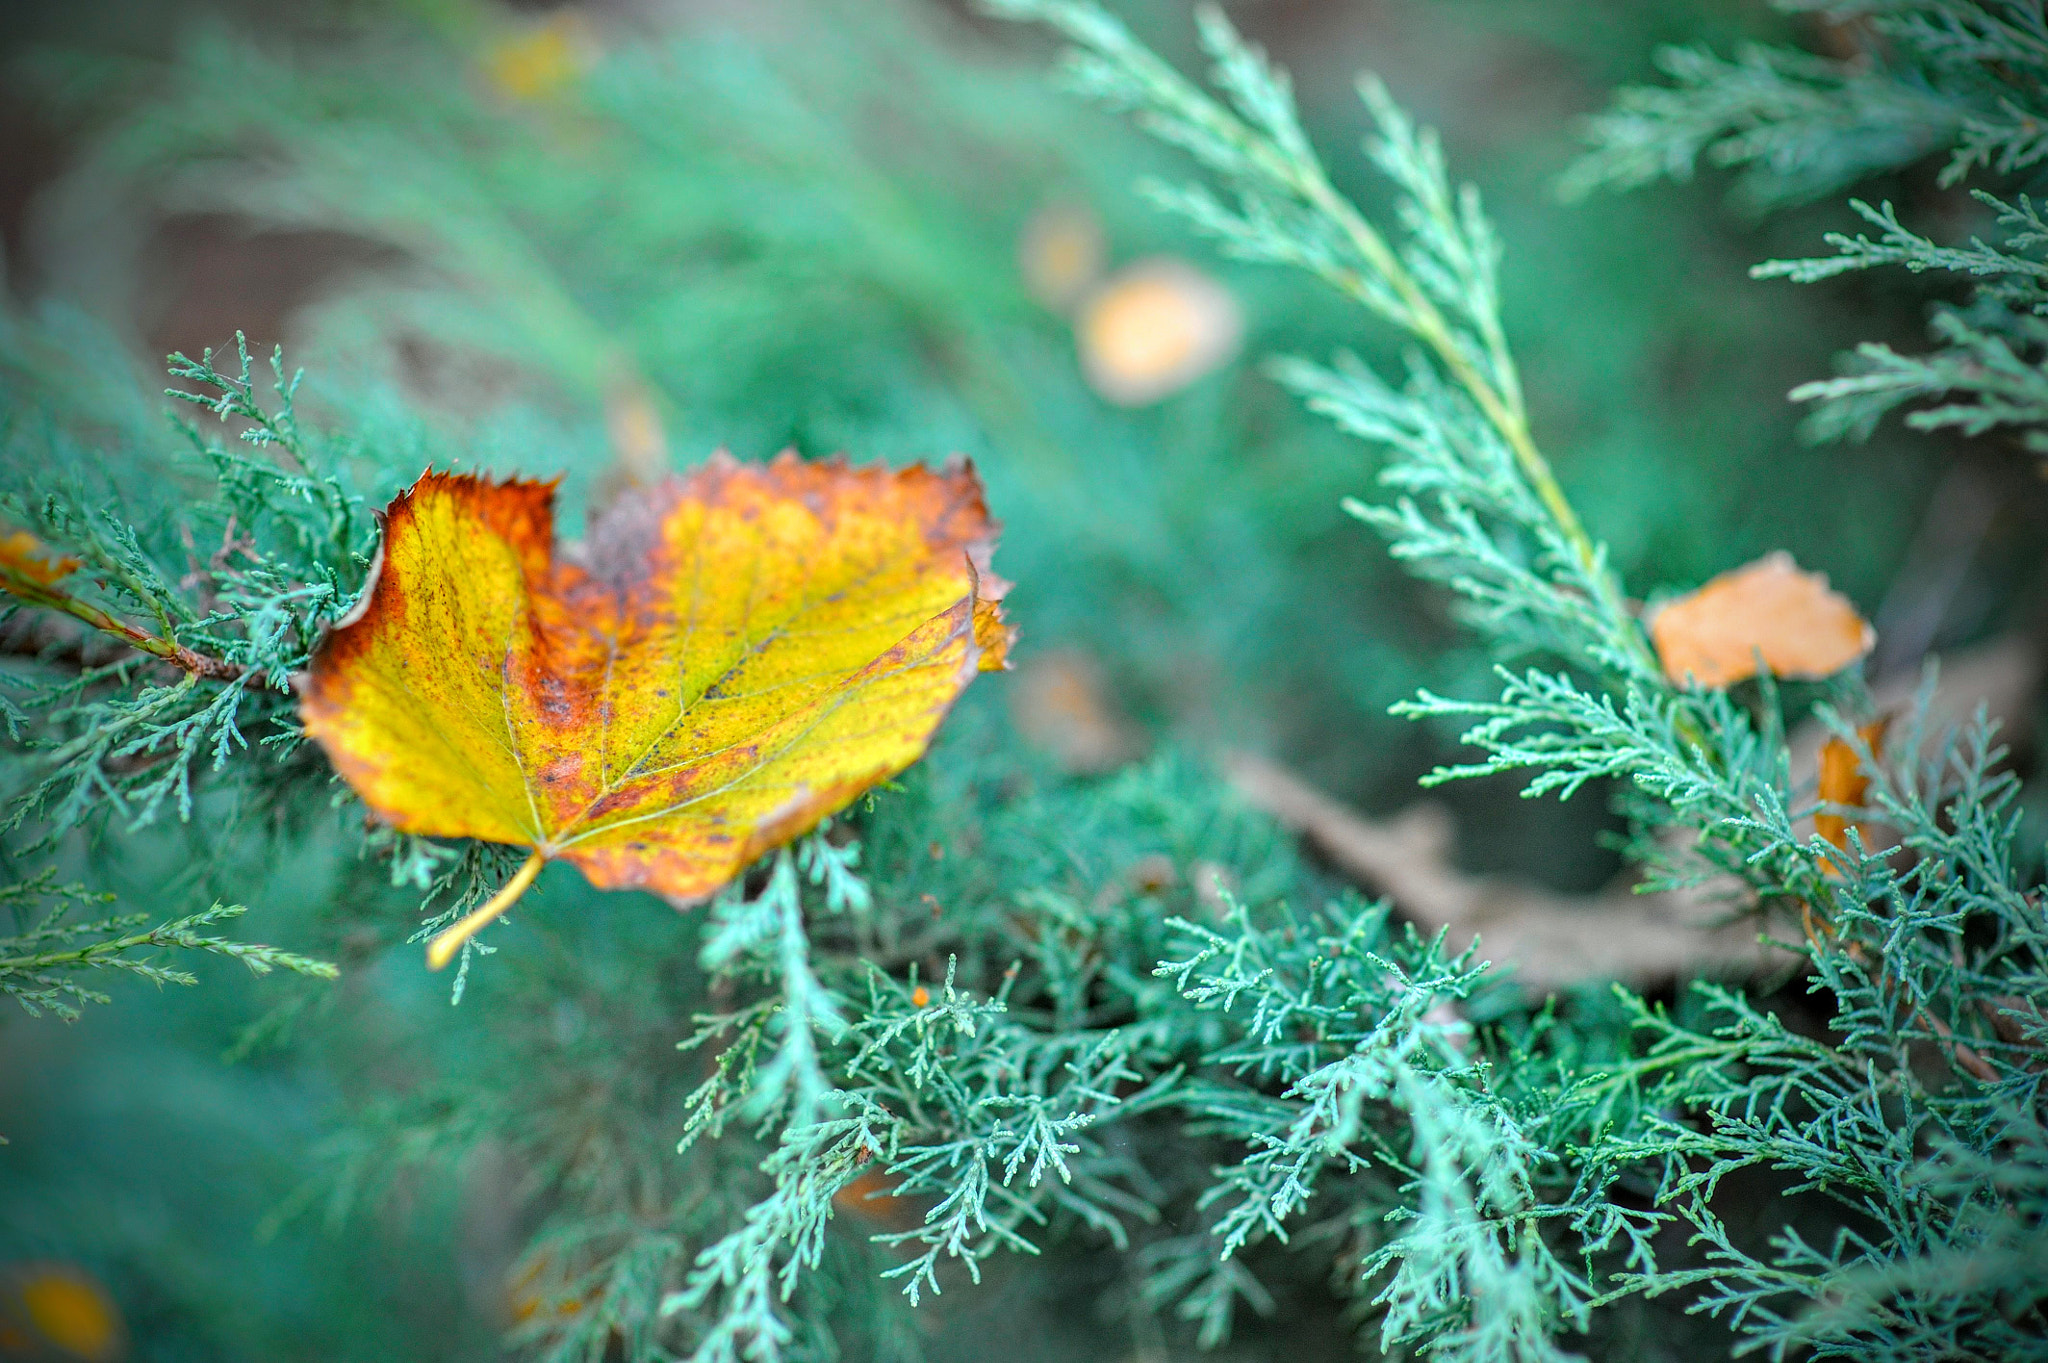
[547,610,964,853]
[526,533,939,851]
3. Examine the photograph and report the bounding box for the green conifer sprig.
[993,2,2047,1357]
[1568,0,2048,453]
[1563,0,2048,208]
[0,332,373,838]
[0,331,363,1020]
[1756,192,2048,447]
[0,871,334,1020]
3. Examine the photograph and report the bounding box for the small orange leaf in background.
[506,1255,586,1325]
[0,528,80,590]
[298,453,1010,965]
[1077,256,1242,406]
[0,1263,126,1363]
[1649,551,1874,689]
[482,11,599,101]
[832,1167,919,1228]
[1817,718,1890,873]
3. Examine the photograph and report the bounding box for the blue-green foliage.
[0,332,367,1002]
[0,870,333,1019]
[1571,0,2048,452]
[992,3,2048,1359]
[0,3,2041,1363]
[0,333,375,836]
[1757,192,2048,449]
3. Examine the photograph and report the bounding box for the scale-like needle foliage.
[989,3,2048,1358]
[0,872,333,1020]
[0,3,2041,1362]
[1570,0,2048,453]
[0,333,364,1013]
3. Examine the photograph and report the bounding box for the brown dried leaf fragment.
[1649,551,1874,689]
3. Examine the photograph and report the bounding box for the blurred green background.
[0,0,2040,1358]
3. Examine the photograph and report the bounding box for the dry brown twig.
[1224,751,1772,994]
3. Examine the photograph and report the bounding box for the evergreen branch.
[0,556,244,681]
[700,848,850,1131]
[1561,42,1964,210]
[1754,194,2048,448]
[1565,2,2048,208]
[0,334,375,839]
[0,872,335,1021]
[164,333,313,468]
[1753,193,2048,292]
[1783,310,2048,449]
[1006,7,2048,1358]
[984,0,1657,681]
[1572,3,2048,453]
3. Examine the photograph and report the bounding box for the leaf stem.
[427,850,545,971]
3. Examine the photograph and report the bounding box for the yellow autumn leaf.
[4,1263,125,1363]
[296,452,1011,966]
[482,12,599,102]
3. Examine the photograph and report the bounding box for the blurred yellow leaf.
[1019,200,1105,311]
[297,454,1010,964]
[1649,551,1874,689]
[482,13,599,102]
[1077,256,1242,405]
[4,1263,125,1363]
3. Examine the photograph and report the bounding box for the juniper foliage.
[0,3,2040,1363]
[1568,0,2048,452]
[992,2,2047,1358]
[0,329,368,1013]
[0,871,333,1020]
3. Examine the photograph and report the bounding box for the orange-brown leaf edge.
[0,527,82,589]
[832,1166,919,1227]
